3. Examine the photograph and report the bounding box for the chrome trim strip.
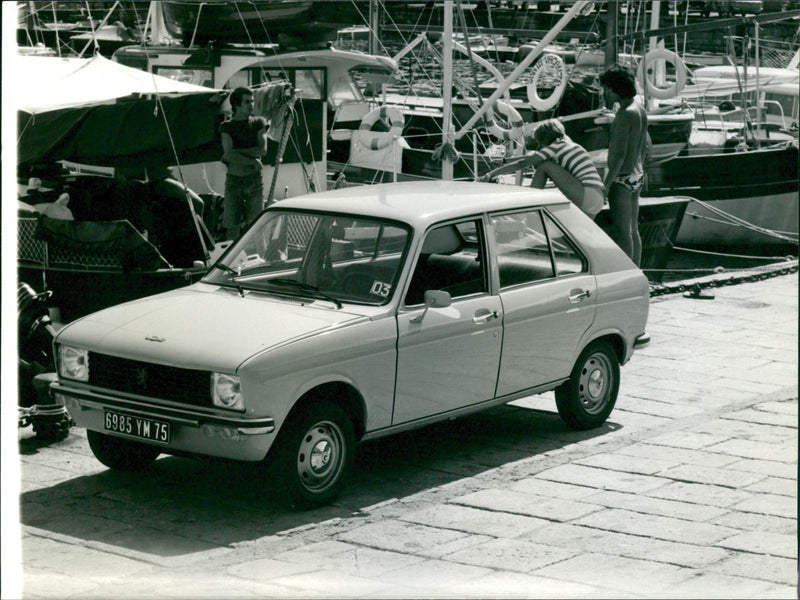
[54,382,275,431]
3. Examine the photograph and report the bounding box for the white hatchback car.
[52,181,649,507]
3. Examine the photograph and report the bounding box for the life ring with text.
[637,49,687,100]
[486,101,525,141]
[526,53,568,112]
[354,105,405,151]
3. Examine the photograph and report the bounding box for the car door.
[490,209,597,397]
[394,218,503,424]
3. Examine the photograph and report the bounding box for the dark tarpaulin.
[18,93,224,169]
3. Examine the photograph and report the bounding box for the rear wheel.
[87,430,161,471]
[271,401,354,508]
[555,341,619,430]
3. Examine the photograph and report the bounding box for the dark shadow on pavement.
[19,403,619,558]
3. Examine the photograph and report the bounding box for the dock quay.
[6,265,797,599]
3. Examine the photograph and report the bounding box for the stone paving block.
[268,569,399,598]
[692,418,797,445]
[443,537,577,573]
[581,490,728,522]
[535,464,669,494]
[616,442,740,469]
[646,481,753,507]
[744,476,797,497]
[725,408,799,427]
[665,571,777,599]
[524,522,728,568]
[705,438,796,462]
[508,478,601,500]
[656,463,767,488]
[533,552,692,595]
[757,400,799,416]
[644,431,728,450]
[22,534,150,579]
[430,570,607,599]
[613,397,706,418]
[23,572,110,599]
[451,489,602,522]
[227,556,318,580]
[335,519,477,558]
[575,452,677,476]
[129,573,291,599]
[400,503,549,538]
[712,510,797,536]
[574,508,738,545]
[709,552,799,585]
[715,531,797,559]
[375,557,493,592]
[283,542,427,579]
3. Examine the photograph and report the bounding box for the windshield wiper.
[209,263,245,297]
[265,278,343,309]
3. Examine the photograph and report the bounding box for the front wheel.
[271,402,355,508]
[555,341,619,430]
[87,430,161,471]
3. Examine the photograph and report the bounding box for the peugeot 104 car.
[52,181,649,507]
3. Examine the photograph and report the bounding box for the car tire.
[86,430,161,471]
[272,401,355,509]
[555,340,619,430]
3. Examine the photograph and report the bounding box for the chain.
[649,262,798,298]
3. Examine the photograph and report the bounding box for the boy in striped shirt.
[483,119,605,220]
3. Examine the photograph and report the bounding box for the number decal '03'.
[370,280,392,297]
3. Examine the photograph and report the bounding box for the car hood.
[55,285,369,372]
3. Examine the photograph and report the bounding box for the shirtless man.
[599,66,649,266]
[219,87,268,240]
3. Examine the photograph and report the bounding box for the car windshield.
[204,210,411,306]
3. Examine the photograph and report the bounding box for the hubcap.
[296,420,345,493]
[578,352,612,415]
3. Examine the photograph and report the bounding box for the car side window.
[492,211,587,288]
[404,219,487,306]
[543,212,587,276]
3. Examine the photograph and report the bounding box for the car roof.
[273,181,570,230]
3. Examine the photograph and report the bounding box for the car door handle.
[473,309,499,324]
[569,288,592,303]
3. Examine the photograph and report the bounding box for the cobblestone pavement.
[7,273,798,599]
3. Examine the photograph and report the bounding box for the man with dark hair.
[599,65,649,265]
[219,86,268,240]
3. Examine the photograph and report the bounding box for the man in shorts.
[219,87,268,240]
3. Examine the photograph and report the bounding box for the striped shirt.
[533,140,604,191]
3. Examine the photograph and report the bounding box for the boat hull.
[645,143,799,247]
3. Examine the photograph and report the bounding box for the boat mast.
[442,1,455,180]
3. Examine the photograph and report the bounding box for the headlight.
[57,346,89,381]
[211,373,244,411]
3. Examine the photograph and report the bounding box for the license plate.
[104,410,170,444]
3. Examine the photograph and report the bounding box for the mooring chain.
[649,264,799,298]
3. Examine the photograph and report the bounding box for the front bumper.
[52,381,276,462]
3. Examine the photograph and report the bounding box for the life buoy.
[526,53,568,112]
[354,105,405,151]
[637,49,688,100]
[486,101,525,141]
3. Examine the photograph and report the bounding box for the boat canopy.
[16,54,225,168]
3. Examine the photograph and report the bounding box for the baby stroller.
[18,282,72,441]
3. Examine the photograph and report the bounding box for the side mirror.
[410,290,452,323]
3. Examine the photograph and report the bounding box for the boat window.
[295,69,325,100]
[154,66,212,88]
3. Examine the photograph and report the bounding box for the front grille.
[87,353,212,408]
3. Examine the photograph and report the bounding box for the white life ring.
[637,49,688,100]
[526,53,568,112]
[486,101,525,141]
[354,105,405,151]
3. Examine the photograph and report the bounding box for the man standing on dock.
[220,87,268,241]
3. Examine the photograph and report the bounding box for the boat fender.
[354,105,405,151]
[637,49,688,100]
[486,101,525,141]
[526,53,568,112]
